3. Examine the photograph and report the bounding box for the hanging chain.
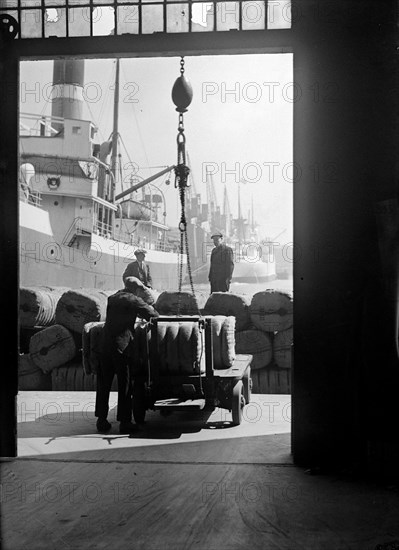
[174,57,199,315]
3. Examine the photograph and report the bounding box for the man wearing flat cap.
[123,248,153,288]
[209,231,235,293]
[95,277,159,435]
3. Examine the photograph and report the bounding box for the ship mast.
[110,58,120,203]
[237,181,243,241]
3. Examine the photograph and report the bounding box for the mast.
[110,58,120,202]
[223,184,231,237]
[251,195,255,232]
[238,182,242,240]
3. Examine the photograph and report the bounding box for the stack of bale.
[248,290,293,393]
[19,286,68,390]
[204,290,293,393]
[19,283,160,391]
[19,286,67,353]
[204,292,272,391]
[19,287,111,390]
[19,285,293,394]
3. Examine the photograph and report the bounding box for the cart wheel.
[231,380,245,426]
[132,380,147,424]
[243,368,252,404]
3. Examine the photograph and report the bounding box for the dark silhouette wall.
[292,0,399,472]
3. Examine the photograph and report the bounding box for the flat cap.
[134,248,147,256]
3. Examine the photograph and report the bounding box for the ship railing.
[19,112,64,137]
[20,186,42,207]
[137,240,177,253]
[28,190,42,207]
[93,219,113,238]
[148,240,175,252]
[111,230,176,252]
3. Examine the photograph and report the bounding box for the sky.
[20,53,293,243]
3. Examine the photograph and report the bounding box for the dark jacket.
[103,290,158,353]
[209,243,235,284]
[123,260,153,288]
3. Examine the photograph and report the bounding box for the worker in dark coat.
[95,278,159,434]
[208,231,235,293]
[122,248,153,288]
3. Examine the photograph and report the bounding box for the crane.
[223,184,232,237]
[205,165,219,233]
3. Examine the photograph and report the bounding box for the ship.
[19,59,187,291]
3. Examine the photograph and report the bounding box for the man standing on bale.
[123,248,153,288]
[208,231,235,293]
[95,278,159,435]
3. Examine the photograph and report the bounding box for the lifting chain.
[172,57,200,316]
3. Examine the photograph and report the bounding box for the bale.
[156,320,205,374]
[82,321,105,375]
[155,291,206,315]
[124,276,159,305]
[209,316,224,370]
[29,324,77,373]
[135,286,159,305]
[19,352,38,376]
[55,289,108,334]
[273,327,293,369]
[207,315,236,369]
[19,326,46,354]
[51,364,117,391]
[19,286,66,328]
[250,290,293,332]
[204,292,251,331]
[235,329,273,370]
[221,316,236,368]
[18,353,52,390]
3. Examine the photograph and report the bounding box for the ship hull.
[19,202,184,291]
[189,257,276,285]
[232,261,277,283]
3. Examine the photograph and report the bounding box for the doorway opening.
[18,53,293,455]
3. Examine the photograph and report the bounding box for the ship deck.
[3,391,399,549]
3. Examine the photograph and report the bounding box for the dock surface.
[2,391,399,549]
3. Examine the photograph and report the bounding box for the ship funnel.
[51,59,85,129]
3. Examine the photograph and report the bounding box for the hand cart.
[132,315,252,426]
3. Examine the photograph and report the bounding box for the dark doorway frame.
[2,1,398,475]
